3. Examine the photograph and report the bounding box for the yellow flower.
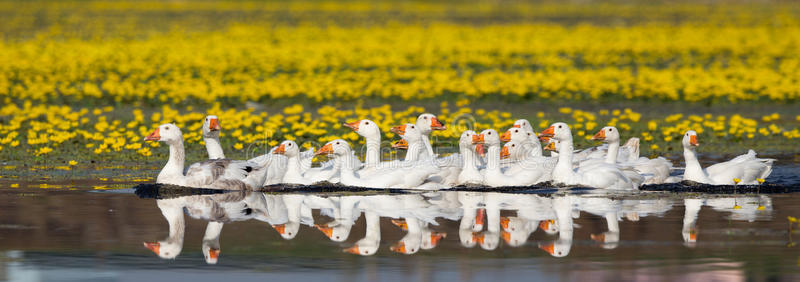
[234,143,244,150]
[733,178,741,184]
[10,184,19,188]
[650,144,659,150]
[757,178,765,184]
[68,160,78,166]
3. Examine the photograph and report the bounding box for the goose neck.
[421,134,435,157]
[485,143,502,172]
[160,140,186,182]
[204,136,225,159]
[364,136,381,167]
[605,140,620,164]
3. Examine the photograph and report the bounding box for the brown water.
[2,175,800,282]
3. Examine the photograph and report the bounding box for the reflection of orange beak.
[539,220,553,230]
[500,146,510,159]
[472,134,484,144]
[501,231,511,244]
[344,245,360,255]
[690,135,699,146]
[592,130,605,141]
[144,128,161,141]
[475,144,485,157]
[539,126,555,138]
[544,142,556,151]
[392,139,409,149]
[390,242,407,254]
[143,242,160,254]
[472,232,485,244]
[273,144,286,154]
[475,208,486,227]
[500,131,512,142]
[500,217,510,230]
[430,117,446,130]
[315,144,334,156]
[430,232,446,247]
[539,242,555,255]
[208,248,220,260]
[315,224,333,238]
[344,121,360,131]
[591,233,605,243]
[391,124,407,135]
[689,229,697,242]
[209,118,221,131]
[391,219,408,231]
[273,224,286,234]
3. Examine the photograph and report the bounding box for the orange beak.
[475,143,485,157]
[315,224,333,238]
[539,136,550,143]
[430,232,446,247]
[273,144,286,154]
[539,220,554,230]
[209,118,221,131]
[544,142,556,151]
[143,242,160,254]
[472,232,485,244]
[501,231,511,244]
[391,219,408,231]
[391,124,407,135]
[500,217,510,230]
[144,128,161,141]
[539,126,555,138]
[512,124,521,128]
[590,233,605,243]
[390,242,407,254]
[315,144,334,156]
[500,146,510,159]
[273,224,286,234]
[690,135,699,146]
[430,117,446,130]
[500,131,512,142]
[539,242,555,255]
[472,134,485,144]
[344,245,360,255]
[592,129,605,141]
[392,139,409,149]
[208,248,220,260]
[474,208,486,227]
[344,121,360,131]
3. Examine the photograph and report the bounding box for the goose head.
[344,238,379,256]
[500,217,534,247]
[391,123,423,142]
[272,222,301,240]
[273,140,301,158]
[344,119,380,139]
[143,241,182,259]
[682,130,699,150]
[592,126,620,143]
[472,231,500,250]
[591,231,620,249]
[460,130,483,156]
[144,123,183,144]
[416,113,446,134]
[538,237,572,258]
[539,219,559,235]
[390,235,421,255]
[202,115,221,138]
[501,126,530,142]
[202,244,220,264]
[513,119,536,133]
[420,231,446,250]
[501,140,525,160]
[476,129,501,147]
[540,122,571,142]
[315,222,352,242]
[316,139,352,157]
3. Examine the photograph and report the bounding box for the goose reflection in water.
[139,188,775,262]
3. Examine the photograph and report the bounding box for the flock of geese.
[144,113,775,190]
[143,190,773,262]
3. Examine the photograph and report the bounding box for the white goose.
[681,130,774,185]
[474,129,549,187]
[456,130,485,185]
[592,126,676,184]
[417,113,463,168]
[501,139,557,179]
[315,139,438,188]
[393,123,460,188]
[145,123,267,190]
[539,122,641,190]
[507,119,543,157]
[273,140,333,185]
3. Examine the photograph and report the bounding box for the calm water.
[2,166,800,281]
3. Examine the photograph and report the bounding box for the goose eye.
[336,142,340,145]
[512,144,516,147]
[287,143,291,146]
[365,121,369,125]
[164,127,169,130]
[424,116,428,119]
[558,125,562,128]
